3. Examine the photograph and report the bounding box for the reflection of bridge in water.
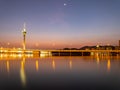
[0,55,117,87]
[1,48,120,57]
[0,56,113,74]
[0,55,119,89]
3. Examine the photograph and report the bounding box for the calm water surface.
[0,56,120,90]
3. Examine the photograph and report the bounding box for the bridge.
[37,49,120,57]
[0,48,120,57]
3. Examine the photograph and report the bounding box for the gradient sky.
[0,0,120,49]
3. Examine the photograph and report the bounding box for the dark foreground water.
[0,56,120,90]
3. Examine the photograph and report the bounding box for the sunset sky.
[0,0,120,49]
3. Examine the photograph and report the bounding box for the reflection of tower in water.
[20,56,26,88]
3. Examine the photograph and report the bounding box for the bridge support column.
[70,50,71,56]
[82,52,83,56]
[59,51,60,56]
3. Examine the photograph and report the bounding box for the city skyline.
[0,0,120,49]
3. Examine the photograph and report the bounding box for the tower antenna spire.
[23,22,26,32]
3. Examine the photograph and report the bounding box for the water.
[0,56,120,90]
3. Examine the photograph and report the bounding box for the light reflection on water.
[52,60,55,71]
[107,59,111,72]
[35,60,39,71]
[6,61,10,73]
[0,56,120,90]
[20,57,26,88]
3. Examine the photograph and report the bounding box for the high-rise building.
[119,40,120,47]
[22,23,27,50]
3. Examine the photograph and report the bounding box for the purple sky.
[0,0,120,49]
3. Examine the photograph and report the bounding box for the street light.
[96,45,99,50]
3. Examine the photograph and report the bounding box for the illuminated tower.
[22,23,27,50]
